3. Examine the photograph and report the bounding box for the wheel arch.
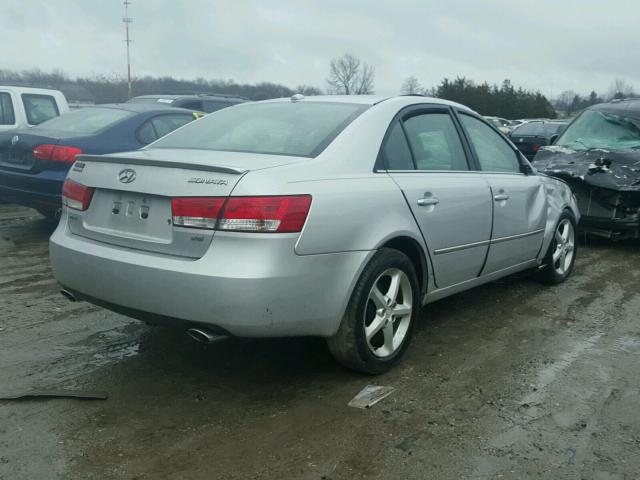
[377,235,429,298]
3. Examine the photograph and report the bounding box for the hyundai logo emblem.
[10,135,19,145]
[118,169,137,183]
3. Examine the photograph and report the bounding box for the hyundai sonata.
[50,95,579,373]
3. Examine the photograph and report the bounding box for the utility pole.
[123,0,133,99]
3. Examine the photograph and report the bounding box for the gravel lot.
[1,203,639,480]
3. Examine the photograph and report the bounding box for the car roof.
[130,93,246,101]
[256,95,476,112]
[82,103,197,114]
[591,98,640,117]
[0,85,64,95]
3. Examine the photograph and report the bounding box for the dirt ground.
[1,203,639,480]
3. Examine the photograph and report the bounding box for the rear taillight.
[170,195,312,233]
[62,179,94,211]
[219,196,312,233]
[171,197,226,229]
[532,145,540,153]
[33,144,83,163]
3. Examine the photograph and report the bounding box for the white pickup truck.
[0,86,69,132]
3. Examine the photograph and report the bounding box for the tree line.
[1,53,636,120]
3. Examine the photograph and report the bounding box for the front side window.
[152,101,368,157]
[556,110,640,150]
[22,94,59,125]
[0,92,15,125]
[403,112,468,170]
[36,107,133,134]
[460,114,521,173]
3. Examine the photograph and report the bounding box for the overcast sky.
[2,0,639,98]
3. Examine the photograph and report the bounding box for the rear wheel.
[327,248,419,374]
[538,210,577,284]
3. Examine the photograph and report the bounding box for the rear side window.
[0,92,15,125]
[383,122,414,170]
[403,113,468,170]
[460,114,521,173]
[137,114,193,145]
[36,107,133,134]
[22,94,59,125]
[152,114,193,137]
[152,101,368,157]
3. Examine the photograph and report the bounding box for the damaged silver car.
[533,99,640,239]
[50,95,579,373]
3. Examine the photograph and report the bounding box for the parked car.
[50,95,579,373]
[128,93,247,113]
[0,103,198,219]
[532,99,640,240]
[483,116,512,135]
[0,86,69,132]
[509,120,568,160]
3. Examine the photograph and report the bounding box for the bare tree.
[609,78,635,100]
[295,85,323,96]
[401,76,422,95]
[326,53,375,95]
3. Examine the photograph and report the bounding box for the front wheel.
[327,248,419,374]
[538,210,577,284]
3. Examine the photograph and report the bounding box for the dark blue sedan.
[0,103,198,219]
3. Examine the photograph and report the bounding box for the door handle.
[493,194,510,201]
[417,196,440,206]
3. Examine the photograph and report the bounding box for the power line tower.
[123,0,133,99]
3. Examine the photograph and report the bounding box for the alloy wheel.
[364,268,413,358]
[552,218,575,275]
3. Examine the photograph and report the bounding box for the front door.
[458,113,547,274]
[382,108,493,288]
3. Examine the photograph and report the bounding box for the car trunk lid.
[65,148,300,258]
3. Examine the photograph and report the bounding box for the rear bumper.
[0,168,66,210]
[50,214,371,337]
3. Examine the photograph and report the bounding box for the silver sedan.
[50,95,579,373]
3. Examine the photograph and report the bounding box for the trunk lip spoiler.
[75,154,248,175]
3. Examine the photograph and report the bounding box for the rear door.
[383,107,493,288]
[458,113,546,274]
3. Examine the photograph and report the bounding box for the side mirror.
[550,134,559,145]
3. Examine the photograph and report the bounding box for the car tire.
[538,210,578,285]
[327,248,419,374]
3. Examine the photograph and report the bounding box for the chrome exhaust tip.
[186,327,228,344]
[60,289,77,302]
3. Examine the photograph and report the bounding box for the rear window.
[512,122,543,136]
[22,94,59,125]
[544,123,566,135]
[151,101,368,157]
[0,92,15,125]
[36,107,133,134]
